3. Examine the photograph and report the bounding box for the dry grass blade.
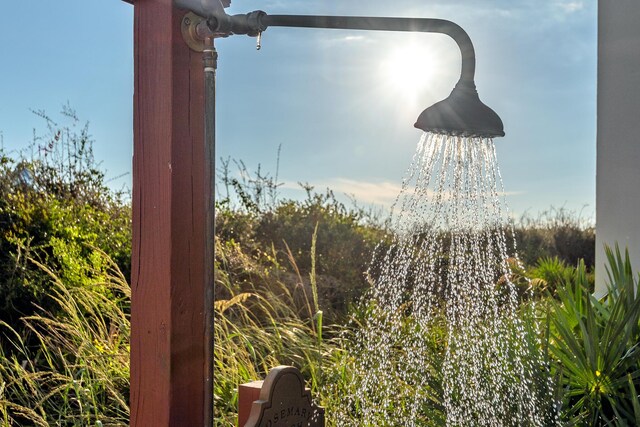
[214,292,255,314]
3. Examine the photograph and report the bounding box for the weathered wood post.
[128,0,213,425]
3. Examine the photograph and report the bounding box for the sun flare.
[381,44,440,103]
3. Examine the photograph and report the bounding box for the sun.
[380,43,440,104]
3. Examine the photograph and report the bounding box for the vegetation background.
[2,110,637,426]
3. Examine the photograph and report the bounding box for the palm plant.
[548,245,640,425]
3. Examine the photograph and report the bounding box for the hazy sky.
[0,1,596,219]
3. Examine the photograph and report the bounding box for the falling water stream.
[339,133,553,426]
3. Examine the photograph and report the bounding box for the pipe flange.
[181,12,207,52]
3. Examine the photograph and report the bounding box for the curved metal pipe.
[179,5,506,136]
[208,12,477,83]
[203,11,503,136]
[259,15,476,83]
[198,11,476,87]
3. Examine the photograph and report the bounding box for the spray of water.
[338,133,555,426]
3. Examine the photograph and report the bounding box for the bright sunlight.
[380,43,441,105]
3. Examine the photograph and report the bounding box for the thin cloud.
[343,35,368,42]
[316,33,376,48]
[282,178,402,206]
[557,1,585,13]
[281,178,524,208]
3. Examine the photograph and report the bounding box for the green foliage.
[0,107,131,326]
[514,207,595,269]
[548,245,640,425]
[1,116,637,425]
[530,256,595,298]
[0,248,130,426]
[213,228,333,425]
[216,163,388,321]
[531,257,576,293]
[254,188,388,314]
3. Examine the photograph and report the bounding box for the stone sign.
[243,366,325,427]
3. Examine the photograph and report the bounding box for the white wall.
[596,0,640,296]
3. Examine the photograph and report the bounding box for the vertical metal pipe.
[203,36,217,427]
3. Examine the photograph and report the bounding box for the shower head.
[415,80,505,138]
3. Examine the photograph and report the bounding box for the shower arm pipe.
[208,12,477,84]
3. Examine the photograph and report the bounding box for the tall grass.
[0,132,629,425]
[213,225,337,425]
[0,249,130,426]
[1,223,635,426]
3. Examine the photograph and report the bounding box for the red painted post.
[238,381,264,427]
[130,0,212,425]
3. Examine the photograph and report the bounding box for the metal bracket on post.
[182,10,237,52]
[181,12,207,52]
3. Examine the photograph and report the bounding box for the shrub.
[547,245,640,425]
[530,256,595,298]
[254,188,388,314]
[0,107,131,328]
[514,207,595,269]
[216,161,388,319]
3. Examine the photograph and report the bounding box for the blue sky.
[0,1,596,219]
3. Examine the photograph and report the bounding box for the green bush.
[254,189,388,314]
[547,245,640,425]
[514,207,595,269]
[216,166,388,320]
[0,108,131,328]
[530,256,595,298]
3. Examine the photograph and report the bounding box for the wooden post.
[130,0,212,425]
[238,381,264,427]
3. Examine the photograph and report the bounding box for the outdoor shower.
[174,1,513,424]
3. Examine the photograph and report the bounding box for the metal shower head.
[415,80,504,138]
